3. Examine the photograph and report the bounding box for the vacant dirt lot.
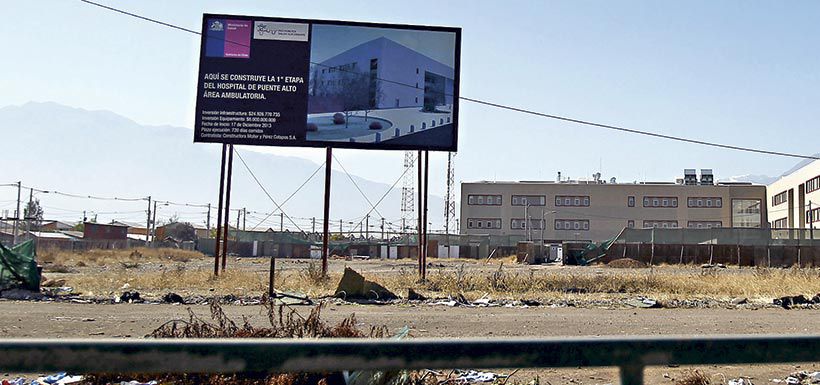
[7,250,819,384]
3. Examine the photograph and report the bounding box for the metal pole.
[809,201,814,240]
[214,144,227,276]
[365,215,369,239]
[236,208,241,248]
[268,256,275,298]
[12,181,20,245]
[417,150,423,278]
[321,147,332,276]
[221,144,234,272]
[312,217,316,234]
[423,150,429,280]
[242,208,246,231]
[145,196,152,247]
[280,212,284,232]
[151,200,157,247]
[206,203,211,234]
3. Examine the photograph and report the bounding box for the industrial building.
[460,170,767,243]
[767,159,820,230]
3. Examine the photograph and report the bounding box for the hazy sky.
[2,0,819,197]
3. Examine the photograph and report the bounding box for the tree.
[314,70,376,128]
[23,198,44,231]
[165,222,197,242]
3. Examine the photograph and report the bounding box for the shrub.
[332,113,345,125]
[368,121,383,130]
[306,122,318,132]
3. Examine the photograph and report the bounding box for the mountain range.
[0,102,445,232]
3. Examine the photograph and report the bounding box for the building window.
[772,217,788,229]
[554,219,589,231]
[628,196,635,207]
[732,199,762,228]
[467,218,502,229]
[415,97,418,104]
[416,68,419,74]
[512,195,546,206]
[772,191,788,206]
[627,220,635,228]
[643,196,678,208]
[467,195,502,206]
[555,196,590,207]
[688,197,723,208]
[806,208,820,224]
[806,176,820,193]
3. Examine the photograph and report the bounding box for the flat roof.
[463,180,761,186]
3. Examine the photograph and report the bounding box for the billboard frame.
[194,13,462,152]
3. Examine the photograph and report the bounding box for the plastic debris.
[626,297,662,308]
[453,370,508,383]
[728,378,753,385]
[162,292,184,304]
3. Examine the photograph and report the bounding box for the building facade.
[309,37,455,113]
[461,179,767,242]
[767,159,820,230]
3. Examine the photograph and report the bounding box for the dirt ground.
[1,300,818,384]
[8,254,820,384]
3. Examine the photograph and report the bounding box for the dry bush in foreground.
[675,369,711,385]
[83,302,420,385]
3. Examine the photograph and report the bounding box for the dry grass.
[62,260,820,302]
[83,302,416,385]
[38,247,205,267]
[675,369,711,385]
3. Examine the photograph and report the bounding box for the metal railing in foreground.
[1,335,819,385]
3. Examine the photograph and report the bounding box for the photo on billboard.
[193,14,461,151]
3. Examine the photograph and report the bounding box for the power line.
[76,0,820,161]
[231,147,306,234]
[249,160,326,230]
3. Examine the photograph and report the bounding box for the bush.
[368,121,383,130]
[306,122,318,132]
[332,113,345,125]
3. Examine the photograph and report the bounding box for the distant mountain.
[719,174,778,185]
[780,154,820,177]
[0,102,444,231]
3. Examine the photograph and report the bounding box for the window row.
[554,219,590,231]
[772,217,788,229]
[467,194,502,206]
[772,191,788,206]
[687,221,723,229]
[807,176,820,194]
[511,195,546,206]
[466,218,502,229]
[643,197,678,208]
[511,218,545,230]
[687,197,722,208]
[643,220,678,228]
[555,195,590,207]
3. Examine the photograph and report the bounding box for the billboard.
[194,14,461,151]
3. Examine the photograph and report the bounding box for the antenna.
[400,151,415,232]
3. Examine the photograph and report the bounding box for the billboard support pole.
[213,144,227,276]
[321,147,332,276]
[423,150,430,280]
[417,150,424,279]
[221,144,234,272]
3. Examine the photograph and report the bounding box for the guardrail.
[1,335,819,385]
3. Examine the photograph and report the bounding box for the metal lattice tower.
[400,151,415,231]
[444,152,457,235]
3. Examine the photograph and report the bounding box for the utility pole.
[12,181,20,245]
[312,217,316,234]
[242,207,246,231]
[365,215,369,239]
[236,208,241,242]
[380,217,385,240]
[279,212,284,231]
[321,147,333,276]
[339,219,343,233]
[151,200,158,246]
[206,203,211,234]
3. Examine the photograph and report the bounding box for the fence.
[1,336,819,385]
[602,228,820,267]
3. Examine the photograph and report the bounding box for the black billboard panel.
[194,14,461,152]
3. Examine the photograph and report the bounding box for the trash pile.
[772,371,820,385]
[774,294,820,309]
[2,372,83,385]
[427,293,541,308]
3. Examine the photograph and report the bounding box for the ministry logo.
[253,21,309,42]
[209,20,224,32]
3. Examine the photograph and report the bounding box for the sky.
[2,0,819,198]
